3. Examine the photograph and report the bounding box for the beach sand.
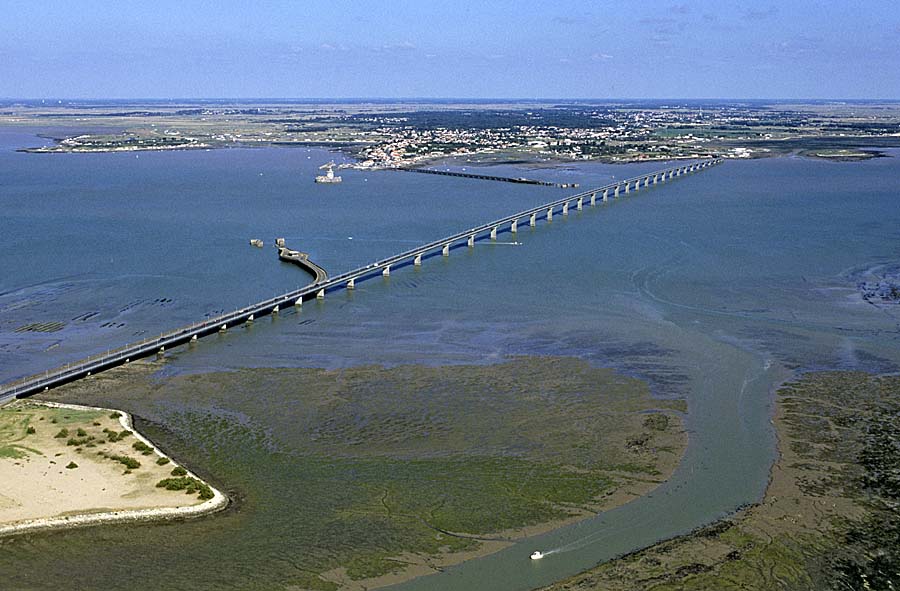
[0,401,226,536]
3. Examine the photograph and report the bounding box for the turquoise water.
[2,126,899,590]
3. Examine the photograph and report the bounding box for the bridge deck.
[0,159,721,403]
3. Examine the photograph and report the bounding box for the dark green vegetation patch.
[23,358,684,589]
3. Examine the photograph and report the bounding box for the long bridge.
[0,159,722,404]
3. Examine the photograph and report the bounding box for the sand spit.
[0,401,227,537]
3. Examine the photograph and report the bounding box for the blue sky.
[2,1,899,99]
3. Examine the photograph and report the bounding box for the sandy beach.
[0,400,227,536]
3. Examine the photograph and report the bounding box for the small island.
[0,401,227,536]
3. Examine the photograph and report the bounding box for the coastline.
[0,401,228,538]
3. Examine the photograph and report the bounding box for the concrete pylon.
[577,197,583,210]
[511,219,518,233]
[624,182,630,194]
[247,314,254,322]
[467,235,475,247]
[562,202,568,215]
[295,298,302,307]
[602,189,609,202]
[614,185,620,197]
[273,305,279,313]
[316,289,325,299]
[382,265,391,276]
[490,227,497,240]
[442,243,450,256]
[414,254,422,266]
[347,278,355,289]
[591,192,597,206]
[191,335,198,342]
[530,213,537,227]
[547,207,553,221]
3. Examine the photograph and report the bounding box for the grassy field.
[540,371,900,591]
[25,357,686,589]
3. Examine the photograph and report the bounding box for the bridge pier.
[247,314,254,322]
[295,298,302,307]
[219,325,226,332]
[614,185,620,198]
[443,243,450,256]
[530,213,537,227]
[590,192,596,206]
[414,254,422,266]
[191,335,198,342]
[490,227,497,240]
[158,347,165,355]
[547,207,553,221]
[511,219,518,233]
[624,182,630,194]
[273,305,279,314]
[633,180,639,192]
[644,177,650,187]
[602,189,609,202]
[562,202,569,215]
[316,288,325,299]
[577,197,583,210]
[383,265,391,276]
[467,235,475,247]
[347,278,355,289]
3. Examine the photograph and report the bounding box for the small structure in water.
[530,551,544,560]
[249,239,264,248]
[315,162,342,184]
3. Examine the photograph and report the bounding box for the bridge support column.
[511,220,518,233]
[653,174,659,185]
[219,324,226,332]
[590,192,596,206]
[562,202,568,215]
[602,189,608,202]
[577,197,583,210]
[467,235,475,248]
[248,314,254,322]
[347,278,355,289]
[316,289,325,299]
[273,305,279,314]
[546,207,553,221]
[530,213,537,227]
[383,265,391,276]
[490,227,497,240]
[158,347,165,355]
[442,243,450,256]
[613,185,620,198]
[414,254,422,266]
[191,335,198,342]
[295,298,302,307]
[633,180,639,192]
[644,177,650,187]
[624,182,630,194]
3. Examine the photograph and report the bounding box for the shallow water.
[2,127,899,590]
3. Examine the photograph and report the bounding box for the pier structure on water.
[0,159,722,403]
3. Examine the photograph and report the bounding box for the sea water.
[2,126,899,590]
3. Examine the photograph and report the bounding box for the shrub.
[643,414,670,432]
[54,428,69,438]
[76,428,87,437]
[66,462,78,469]
[171,466,187,476]
[132,441,154,455]
[26,426,36,435]
[156,457,170,466]
[109,454,141,470]
[109,412,121,419]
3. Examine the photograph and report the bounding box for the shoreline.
[0,401,228,538]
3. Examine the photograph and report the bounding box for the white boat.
[530,551,544,560]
